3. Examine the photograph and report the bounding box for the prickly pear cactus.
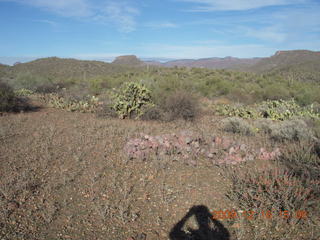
[112,82,154,119]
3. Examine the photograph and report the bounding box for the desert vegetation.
[0,53,319,240]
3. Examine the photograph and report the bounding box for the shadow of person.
[169,205,230,240]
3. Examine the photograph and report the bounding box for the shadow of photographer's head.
[169,205,230,240]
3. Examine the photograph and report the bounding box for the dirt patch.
[0,106,293,240]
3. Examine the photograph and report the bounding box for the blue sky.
[0,0,319,64]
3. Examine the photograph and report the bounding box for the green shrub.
[161,90,198,121]
[312,119,320,139]
[14,88,34,96]
[112,82,154,119]
[0,80,16,112]
[221,117,256,136]
[217,99,320,121]
[96,104,118,118]
[140,106,164,121]
[258,99,319,120]
[277,141,320,180]
[253,118,274,134]
[270,119,313,142]
[215,104,261,119]
[41,93,100,113]
[93,94,117,118]
[89,78,104,95]
[262,84,291,100]
[35,82,61,93]
[12,72,52,91]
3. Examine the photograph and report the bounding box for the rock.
[213,136,222,145]
[245,154,255,161]
[240,144,247,151]
[229,147,236,155]
[189,160,197,166]
[185,137,192,144]
[222,138,232,150]
[192,141,200,148]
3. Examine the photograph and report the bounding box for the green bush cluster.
[221,117,256,136]
[14,88,34,96]
[220,116,316,141]
[41,93,100,113]
[258,99,319,120]
[269,119,313,142]
[112,82,154,119]
[215,104,261,119]
[216,99,320,121]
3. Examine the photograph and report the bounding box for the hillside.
[5,57,129,81]
[0,63,9,78]
[248,50,320,73]
[144,50,320,74]
[145,56,261,69]
[166,57,261,69]
[265,59,320,83]
[0,63,8,69]
[0,63,9,73]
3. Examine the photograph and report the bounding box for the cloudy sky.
[0,0,319,64]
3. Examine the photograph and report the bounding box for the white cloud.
[0,0,92,17]
[0,0,139,32]
[33,19,58,28]
[179,0,307,11]
[239,26,287,43]
[101,2,139,33]
[145,22,178,29]
[74,52,126,59]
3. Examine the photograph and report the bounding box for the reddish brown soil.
[0,105,276,240]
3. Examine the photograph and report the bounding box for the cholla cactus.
[14,88,34,96]
[112,82,154,119]
[45,93,100,113]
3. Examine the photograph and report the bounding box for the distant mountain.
[145,56,261,69]
[247,50,320,73]
[112,55,144,66]
[2,50,319,83]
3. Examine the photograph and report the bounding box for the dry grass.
[0,105,318,240]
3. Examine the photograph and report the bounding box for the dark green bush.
[0,80,33,112]
[96,103,118,118]
[35,82,62,94]
[161,90,198,121]
[140,106,164,121]
[0,80,16,112]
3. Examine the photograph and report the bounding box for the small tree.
[0,80,16,112]
[112,82,154,119]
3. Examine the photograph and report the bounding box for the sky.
[0,0,319,64]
